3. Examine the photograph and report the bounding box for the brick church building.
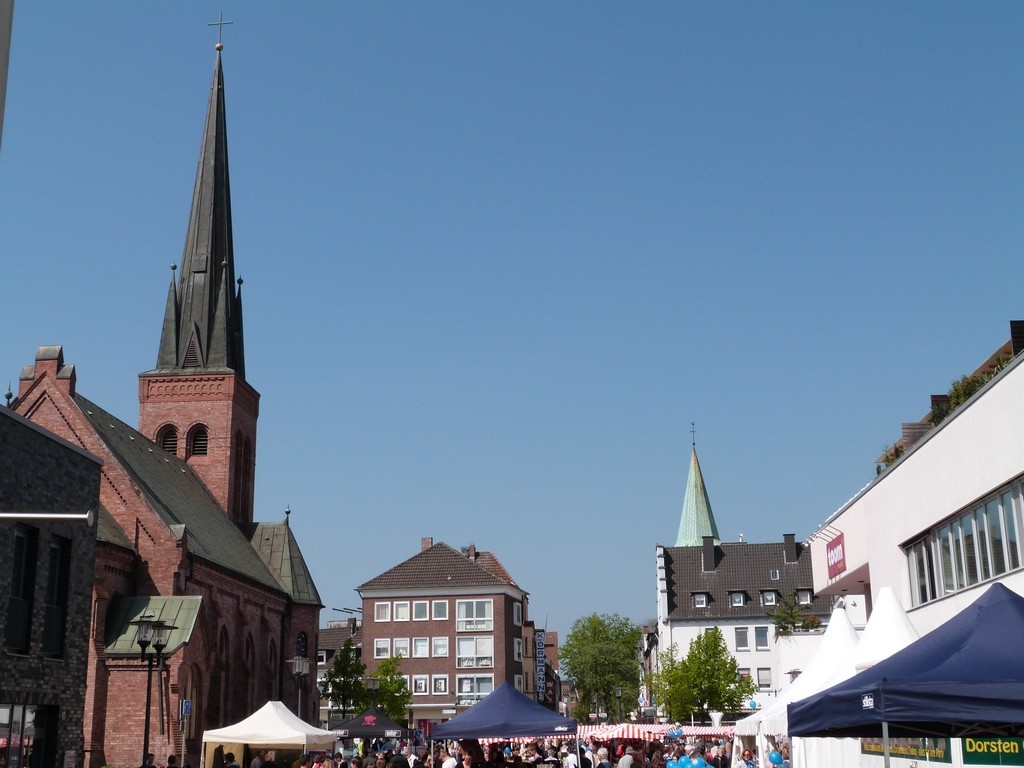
[10,49,322,768]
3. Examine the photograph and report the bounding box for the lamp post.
[615,687,623,723]
[130,614,175,768]
[290,656,310,719]
[591,694,599,724]
[366,677,380,708]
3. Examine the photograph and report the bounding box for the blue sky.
[2,3,1022,641]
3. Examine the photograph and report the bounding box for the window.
[514,638,523,662]
[295,631,308,659]
[797,590,813,605]
[7,527,37,653]
[762,591,777,607]
[457,636,494,668]
[433,675,449,694]
[158,425,178,454]
[769,569,780,581]
[412,675,429,695]
[374,639,390,658]
[757,668,773,690]
[317,649,327,663]
[456,675,494,705]
[394,601,410,621]
[188,425,209,457]
[375,602,391,622]
[735,627,749,651]
[412,637,429,658]
[42,537,70,657]
[394,638,410,658]
[432,637,449,657]
[754,626,769,651]
[514,674,524,691]
[906,479,1024,606]
[730,592,745,607]
[456,600,493,631]
[433,600,449,620]
[413,601,429,620]
[738,668,751,682]
[513,601,523,626]
[694,593,708,608]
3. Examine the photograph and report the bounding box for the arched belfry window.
[189,425,209,457]
[158,425,179,454]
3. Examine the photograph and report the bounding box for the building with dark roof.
[655,445,832,707]
[357,538,530,732]
[9,47,322,768]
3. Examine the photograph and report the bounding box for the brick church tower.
[138,53,258,524]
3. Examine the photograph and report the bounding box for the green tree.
[560,613,641,723]
[768,592,820,638]
[650,629,755,721]
[363,656,412,723]
[319,638,365,721]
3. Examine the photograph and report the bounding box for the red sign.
[826,533,846,579]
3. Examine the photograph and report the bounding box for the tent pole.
[882,721,891,768]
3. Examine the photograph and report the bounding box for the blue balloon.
[666,760,678,768]
[768,752,783,766]
[748,700,758,709]
[694,759,706,768]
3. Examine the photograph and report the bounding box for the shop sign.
[826,533,847,578]
[963,738,1024,765]
[860,738,950,762]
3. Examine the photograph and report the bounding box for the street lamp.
[615,687,623,723]
[591,694,599,724]
[130,614,175,768]
[366,677,380,708]
[290,656,310,719]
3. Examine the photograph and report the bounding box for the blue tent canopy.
[432,683,578,739]
[787,583,1024,739]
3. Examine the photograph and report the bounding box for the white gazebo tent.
[201,701,336,768]
[791,587,919,768]
[733,603,860,763]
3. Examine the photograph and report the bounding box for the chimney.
[421,536,433,552]
[1012,320,1024,357]
[783,533,798,563]
[467,543,477,560]
[702,535,716,572]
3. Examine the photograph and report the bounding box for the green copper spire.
[674,446,721,546]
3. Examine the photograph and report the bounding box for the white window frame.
[456,636,494,668]
[456,599,493,632]
[513,637,523,662]
[762,591,778,607]
[412,637,429,658]
[393,637,410,658]
[735,626,749,651]
[797,589,813,605]
[514,673,524,691]
[393,601,411,622]
[413,600,429,621]
[433,675,449,694]
[432,636,449,657]
[513,601,523,626]
[412,674,429,695]
[433,600,449,620]
[456,674,494,705]
[374,602,391,622]
[374,638,390,658]
[757,667,772,690]
[730,592,745,607]
[755,626,770,651]
[694,593,708,608]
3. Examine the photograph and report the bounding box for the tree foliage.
[768,592,820,637]
[560,613,642,723]
[364,656,412,723]
[319,638,365,721]
[650,629,755,721]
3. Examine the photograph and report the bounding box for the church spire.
[674,438,721,547]
[155,50,245,378]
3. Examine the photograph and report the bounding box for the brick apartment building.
[357,539,530,734]
[8,49,321,768]
[1,405,100,768]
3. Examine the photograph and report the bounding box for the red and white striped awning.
[590,724,662,742]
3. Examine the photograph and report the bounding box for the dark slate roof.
[96,505,134,551]
[358,542,517,592]
[246,520,323,606]
[661,540,831,621]
[76,394,286,593]
[150,51,245,378]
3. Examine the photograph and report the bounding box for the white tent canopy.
[201,701,336,768]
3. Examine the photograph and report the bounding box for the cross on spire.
[690,421,697,448]
[208,12,233,48]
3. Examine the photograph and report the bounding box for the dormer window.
[762,590,778,607]
[797,589,813,605]
[693,593,709,608]
[730,591,746,607]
